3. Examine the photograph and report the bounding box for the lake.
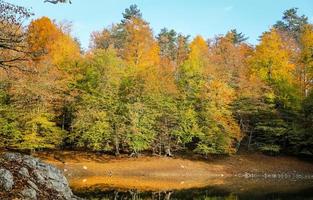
[36,152,313,200]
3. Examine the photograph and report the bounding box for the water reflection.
[73,178,313,200]
[74,188,313,200]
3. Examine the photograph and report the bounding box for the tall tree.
[157,28,178,61]
[27,17,61,60]
[176,34,190,66]
[298,24,313,97]
[274,8,308,42]
[0,0,32,71]
[250,29,294,83]
[122,17,160,68]
[71,49,125,153]
[228,29,249,45]
[121,4,142,23]
[177,35,241,155]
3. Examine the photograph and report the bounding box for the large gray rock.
[0,152,81,200]
[0,168,14,191]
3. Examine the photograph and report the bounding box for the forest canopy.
[1,1,313,157]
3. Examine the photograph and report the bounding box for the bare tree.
[44,0,72,4]
[0,0,32,71]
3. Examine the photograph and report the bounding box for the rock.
[19,167,30,178]
[2,152,23,162]
[20,187,37,200]
[32,169,45,184]
[0,168,14,191]
[0,152,81,200]
[23,156,39,168]
[27,180,39,191]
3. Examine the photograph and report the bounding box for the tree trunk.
[114,135,120,156]
[248,130,253,150]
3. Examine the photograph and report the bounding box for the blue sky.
[7,0,313,50]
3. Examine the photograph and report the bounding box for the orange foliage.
[123,17,160,68]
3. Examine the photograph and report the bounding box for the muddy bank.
[35,151,313,191]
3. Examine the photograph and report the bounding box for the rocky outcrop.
[0,152,81,200]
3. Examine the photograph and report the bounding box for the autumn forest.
[1,1,313,157]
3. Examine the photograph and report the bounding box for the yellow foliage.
[250,29,295,83]
[188,35,209,63]
[27,17,62,57]
[50,34,80,67]
[123,17,160,68]
[27,16,81,68]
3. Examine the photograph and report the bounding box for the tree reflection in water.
[73,185,313,200]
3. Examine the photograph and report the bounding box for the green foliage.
[174,105,200,145]
[71,49,125,152]
[153,95,179,154]
[118,76,158,154]
[272,79,301,110]
[258,144,281,155]
[18,112,64,150]
[274,8,308,39]
[157,28,178,60]
[299,91,313,154]
[121,4,142,23]
[0,107,21,148]
[229,29,248,44]
[2,5,313,158]
[126,102,156,153]
[176,41,241,155]
[0,82,21,148]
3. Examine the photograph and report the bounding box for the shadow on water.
[72,177,313,200]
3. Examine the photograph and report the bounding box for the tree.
[121,4,142,23]
[71,49,125,153]
[301,91,313,154]
[274,8,311,99]
[298,24,313,97]
[0,0,32,71]
[18,112,64,150]
[44,0,72,4]
[176,34,190,66]
[153,95,179,156]
[27,17,61,60]
[117,71,159,156]
[25,16,79,106]
[228,29,248,45]
[176,35,241,155]
[250,29,300,109]
[208,32,253,89]
[123,17,160,68]
[245,28,303,154]
[0,81,21,149]
[145,60,179,155]
[274,8,308,40]
[157,28,178,61]
[177,36,208,106]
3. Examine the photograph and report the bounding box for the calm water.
[73,178,313,200]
